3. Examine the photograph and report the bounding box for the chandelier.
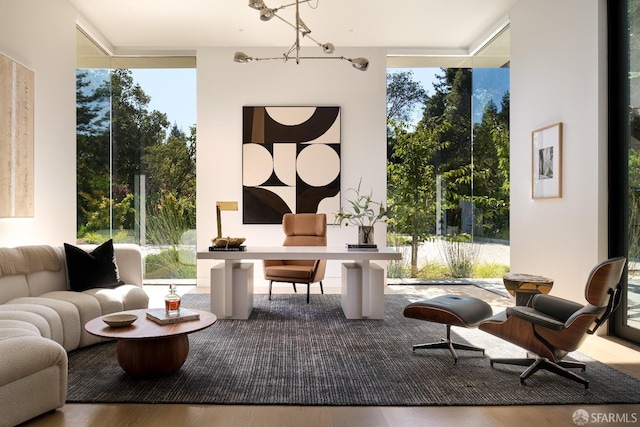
[234,0,369,71]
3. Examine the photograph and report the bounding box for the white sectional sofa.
[0,242,148,427]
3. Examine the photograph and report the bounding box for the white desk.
[197,246,402,319]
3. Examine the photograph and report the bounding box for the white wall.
[0,0,77,246]
[509,0,607,302]
[195,47,387,286]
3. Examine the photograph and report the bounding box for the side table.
[503,273,553,306]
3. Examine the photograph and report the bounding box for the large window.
[76,28,196,282]
[386,27,510,279]
[386,65,510,279]
[611,0,640,344]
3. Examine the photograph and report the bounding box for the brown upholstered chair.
[479,257,626,388]
[263,213,327,303]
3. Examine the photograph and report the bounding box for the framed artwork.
[532,122,562,199]
[0,53,34,217]
[242,106,341,224]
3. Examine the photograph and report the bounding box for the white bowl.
[103,313,138,328]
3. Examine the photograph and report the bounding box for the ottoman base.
[412,324,486,365]
[404,295,493,365]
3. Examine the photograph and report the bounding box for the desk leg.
[224,260,234,318]
[211,261,253,319]
[211,261,237,318]
[348,261,384,319]
[358,259,371,317]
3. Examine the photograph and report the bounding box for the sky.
[130,68,197,134]
[128,66,508,133]
[129,68,441,136]
[390,67,510,125]
[406,67,442,96]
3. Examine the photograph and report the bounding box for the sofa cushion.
[82,284,149,314]
[0,245,61,277]
[0,304,63,347]
[115,284,150,310]
[26,267,68,297]
[0,334,67,427]
[0,274,30,305]
[0,312,51,339]
[111,244,143,287]
[64,239,123,291]
[0,334,67,386]
[0,320,41,337]
[38,291,102,347]
[8,297,81,351]
[81,288,125,314]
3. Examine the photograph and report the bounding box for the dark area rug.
[67,294,640,406]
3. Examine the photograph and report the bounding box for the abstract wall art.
[0,53,34,217]
[242,106,340,224]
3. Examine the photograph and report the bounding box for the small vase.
[358,226,374,245]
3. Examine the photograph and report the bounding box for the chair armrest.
[505,306,566,330]
[531,294,584,322]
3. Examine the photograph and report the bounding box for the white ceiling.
[69,0,517,57]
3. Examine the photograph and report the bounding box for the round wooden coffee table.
[85,308,216,377]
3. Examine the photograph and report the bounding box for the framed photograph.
[532,122,562,199]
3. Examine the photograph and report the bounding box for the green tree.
[469,94,510,238]
[628,131,640,259]
[144,124,197,238]
[386,70,428,161]
[420,69,473,233]
[387,120,446,276]
[387,71,427,123]
[76,69,111,234]
[110,69,169,205]
[421,68,509,238]
[144,125,196,202]
[424,68,472,172]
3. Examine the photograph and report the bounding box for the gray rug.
[67,294,640,406]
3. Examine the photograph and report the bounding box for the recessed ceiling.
[69,0,516,59]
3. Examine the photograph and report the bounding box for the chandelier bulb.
[322,43,335,54]
[351,57,369,71]
[233,51,251,63]
[248,0,265,10]
[260,8,275,21]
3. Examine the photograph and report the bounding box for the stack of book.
[146,308,200,325]
[346,243,379,251]
[209,245,246,252]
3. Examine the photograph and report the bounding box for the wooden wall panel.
[0,53,34,217]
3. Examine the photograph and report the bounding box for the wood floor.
[21,283,640,427]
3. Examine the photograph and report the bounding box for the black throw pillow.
[64,239,123,291]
